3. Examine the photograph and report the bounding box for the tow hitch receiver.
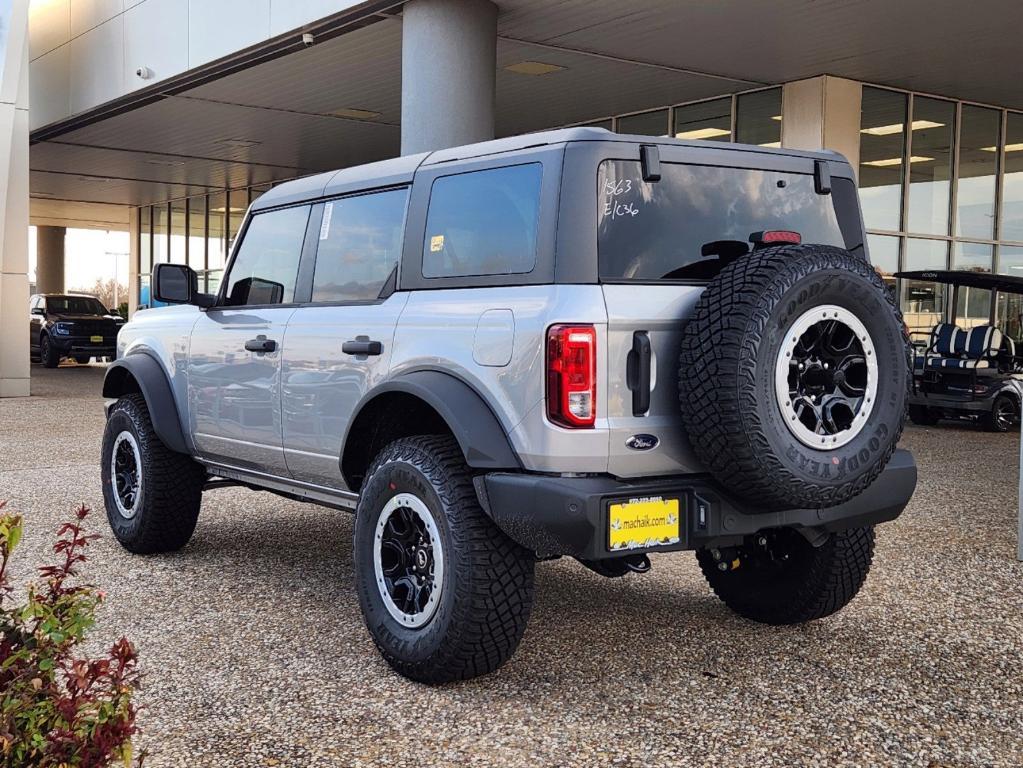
[577,553,652,578]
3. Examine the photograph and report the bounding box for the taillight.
[547,324,596,429]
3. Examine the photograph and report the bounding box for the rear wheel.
[101,393,206,553]
[74,355,91,365]
[982,393,1017,433]
[908,404,941,426]
[354,435,534,684]
[40,334,60,368]
[697,526,875,624]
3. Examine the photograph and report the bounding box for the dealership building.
[0,0,1021,395]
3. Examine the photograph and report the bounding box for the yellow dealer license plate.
[90,335,103,343]
[608,496,681,551]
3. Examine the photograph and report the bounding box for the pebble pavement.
[2,364,1021,767]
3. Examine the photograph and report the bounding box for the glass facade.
[906,97,955,236]
[597,87,783,148]
[618,108,669,137]
[1003,113,1023,242]
[133,183,277,306]
[735,88,782,147]
[859,88,907,232]
[859,86,1023,336]
[673,97,732,142]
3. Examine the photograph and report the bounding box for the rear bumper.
[475,449,917,560]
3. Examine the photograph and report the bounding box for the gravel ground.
[2,363,1022,767]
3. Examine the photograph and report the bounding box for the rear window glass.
[423,163,542,278]
[597,160,847,282]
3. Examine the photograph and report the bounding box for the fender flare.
[102,353,190,455]
[343,370,521,473]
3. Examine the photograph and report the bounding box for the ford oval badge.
[625,434,659,451]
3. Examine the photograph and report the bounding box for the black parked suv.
[30,293,124,367]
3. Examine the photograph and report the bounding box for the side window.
[29,297,40,312]
[311,188,409,303]
[423,163,543,278]
[223,205,310,306]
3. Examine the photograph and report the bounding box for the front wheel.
[101,393,206,553]
[40,334,60,368]
[354,435,535,684]
[697,526,875,625]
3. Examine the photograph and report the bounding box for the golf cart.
[897,269,1023,432]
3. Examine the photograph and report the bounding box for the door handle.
[342,337,383,356]
[626,331,652,416]
[244,336,277,353]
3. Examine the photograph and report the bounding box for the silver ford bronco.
[101,128,917,683]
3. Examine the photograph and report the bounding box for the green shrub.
[0,502,144,767]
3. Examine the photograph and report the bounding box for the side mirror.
[153,263,213,307]
[31,307,45,316]
[227,276,284,306]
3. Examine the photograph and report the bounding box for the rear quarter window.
[423,163,542,278]
[597,160,848,282]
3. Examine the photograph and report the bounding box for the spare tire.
[678,244,911,510]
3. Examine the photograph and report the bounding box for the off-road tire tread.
[357,435,534,684]
[678,245,911,509]
[697,526,876,624]
[103,393,205,553]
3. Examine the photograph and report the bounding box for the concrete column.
[128,210,139,316]
[0,0,31,397]
[35,226,66,294]
[782,76,863,178]
[400,0,497,155]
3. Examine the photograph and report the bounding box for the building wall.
[28,0,366,130]
[1,0,31,396]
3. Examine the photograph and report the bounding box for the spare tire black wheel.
[679,244,911,510]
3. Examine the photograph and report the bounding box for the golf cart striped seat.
[915,323,965,371]
[923,324,1003,370]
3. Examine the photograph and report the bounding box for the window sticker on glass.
[319,202,333,240]
[430,235,445,253]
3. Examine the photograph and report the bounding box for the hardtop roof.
[252,127,847,212]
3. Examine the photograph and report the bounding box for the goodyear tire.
[354,435,534,684]
[697,526,875,624]
[679,244,911,510]
[101,393,206,553]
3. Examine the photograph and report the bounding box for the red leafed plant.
[0,501,144,767]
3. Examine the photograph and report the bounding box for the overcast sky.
[28,227,130,290]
